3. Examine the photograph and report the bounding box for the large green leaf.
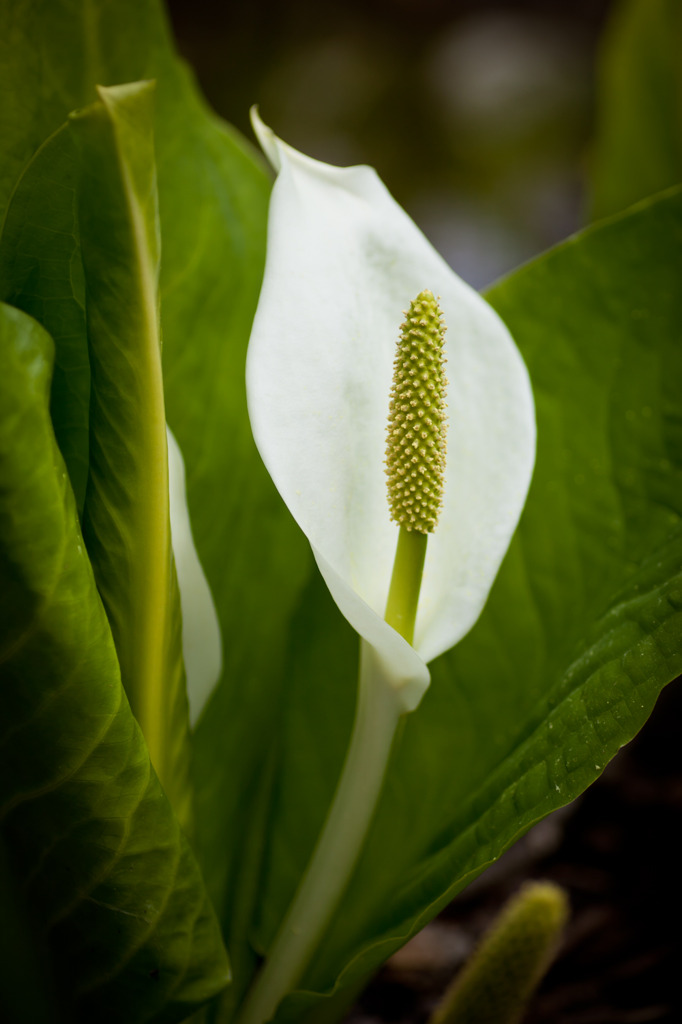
[591,0,682,219]
[0,302,229,1023]
[239,189,682,1024]
[0,0,299,1005]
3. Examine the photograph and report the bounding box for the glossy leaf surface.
[0,303,229,1023]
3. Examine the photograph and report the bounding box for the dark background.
[166,0,613,288]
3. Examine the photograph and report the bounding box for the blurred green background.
[167,0,613,288]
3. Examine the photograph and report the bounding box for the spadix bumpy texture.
[386,290,447,533]
[248,111,536,709]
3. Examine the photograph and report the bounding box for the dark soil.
[350,677,682,1024]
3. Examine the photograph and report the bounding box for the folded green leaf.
[68,80,194,828]
[0,302,229,1023]
[0,0,277,995]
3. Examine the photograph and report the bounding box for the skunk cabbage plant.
[0,1,681,1023]
[239,113,536,1024]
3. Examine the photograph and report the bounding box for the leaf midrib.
[105,89,170,781]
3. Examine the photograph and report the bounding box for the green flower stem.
[384,527,428,644]
[236,642,403,1024]
[430,881,569,1024]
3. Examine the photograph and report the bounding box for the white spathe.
[247,110,536,711]
[167,426,223,726]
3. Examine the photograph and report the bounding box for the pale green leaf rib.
[69,82,192,825]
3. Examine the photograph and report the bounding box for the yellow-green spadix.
[247,110,536,711]
[386,289,447,534]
